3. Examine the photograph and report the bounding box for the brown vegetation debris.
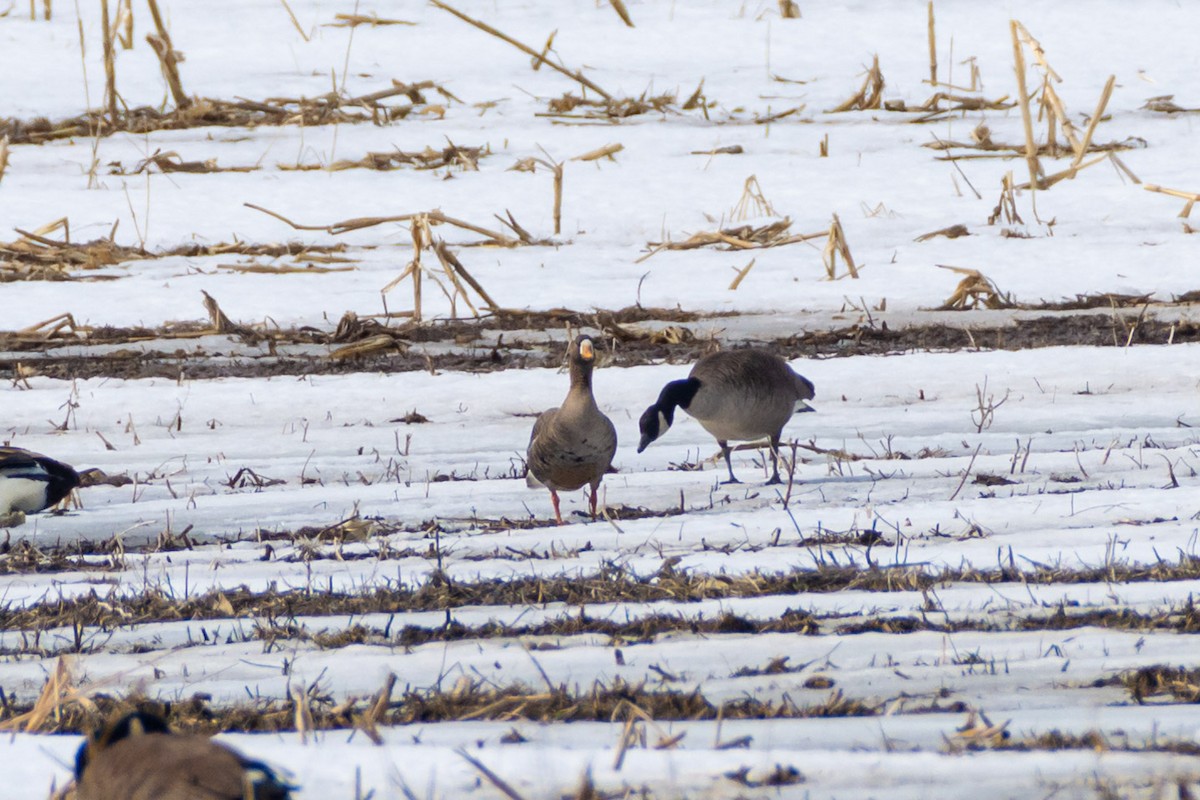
[936,266,1014,310]
[0,235,142,282]
[973,473,1017,487]
[543,90,678,120]
[0,79,455,145]
[641,218,826,262]
[690,145,744,156]
[0,677,884,739]
[895,93,1014,118]
[914,224,970,242]
[828,55,885,112]
[326,12,416,27]
[1142,95,1198,114]
[1123,665,1200,704]
[109,149,259,175]
[280,142,486,173]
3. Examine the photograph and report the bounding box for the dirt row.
[4,308,1197,382]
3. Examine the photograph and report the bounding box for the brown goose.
[637,349,815,484]
[527,334,618,524]
[74,711,294,800]
[0,446,80,526]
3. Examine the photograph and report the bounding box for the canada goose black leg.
[719,441,741,484]
[588,483,600,518]
[765,436,785,485]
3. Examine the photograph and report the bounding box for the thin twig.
[949,443,983,501]
[429,0,611,100]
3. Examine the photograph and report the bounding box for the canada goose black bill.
[0,447,80,521]
[527,334,618,524]
[637,349,815,485]
[75,710,294,800]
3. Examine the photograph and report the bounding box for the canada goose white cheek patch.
[658,411,671,434]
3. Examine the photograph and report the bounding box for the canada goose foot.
[719,477,742,486]
[764,476,784,486]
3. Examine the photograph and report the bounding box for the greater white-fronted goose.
[0,446,80,524]
[527,334,618,524]
[74,710,294,800]
[637,348,815,484]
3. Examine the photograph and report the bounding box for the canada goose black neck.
[39,457,81,506]
[657,378,701,412]
[637,378,700,452]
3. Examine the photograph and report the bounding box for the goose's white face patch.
[658,411,671,434]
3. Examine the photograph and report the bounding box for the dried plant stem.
[114,0,133,48]
[822,214,858,279]
[728,258,756,290]
[1073,75,1115,169]
[926,1,937,86]
[145,0,190,109]
[201,290,245,334]
[1039,81,1082,155]
[1009,21,1040,190]
[434,240,500,311]
[279,0,309,41]
[1144,184,1200,218]
[1012,21,1061,82]
[458,750,528,800]
[572,143,623,162]
[609,0,633,27]
[100,0,117,122]
[949,443,983,501]
[409,218,426,322]
[430,0,611,100]
[530,29,555,71]
[244,203,519,245]
[551,161,563,235]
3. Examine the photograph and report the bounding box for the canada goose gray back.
[637,349,815,484]
[75,711,293,800]
[0,446,80,516]
[526,335,618,524]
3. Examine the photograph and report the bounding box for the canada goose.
[527,334,618,524]
[637,349,815,485]
[74,710,294,800]
[0,447,80,523]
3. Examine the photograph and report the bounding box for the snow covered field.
[2,1,1200,798]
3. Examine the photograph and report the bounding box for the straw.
[430,0,611,100]
[145,0,189,109]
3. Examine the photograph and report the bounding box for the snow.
[3,0,1200,797]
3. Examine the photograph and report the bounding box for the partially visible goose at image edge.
[526,334,619,525]
[73,710,294,800]
[637,348,816,485]
[0,446,80,523]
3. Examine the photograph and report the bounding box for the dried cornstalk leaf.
[571,143,623,162]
